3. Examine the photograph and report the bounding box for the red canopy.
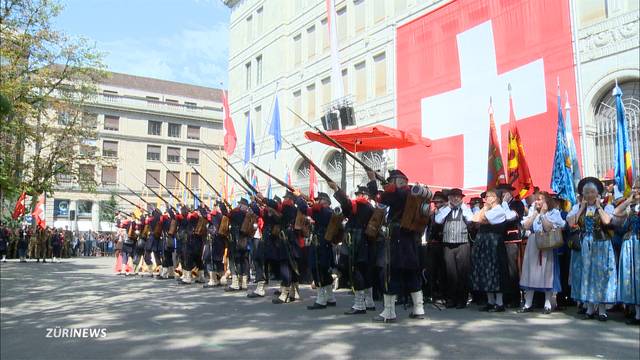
[304,125,431,152]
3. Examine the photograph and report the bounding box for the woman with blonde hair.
[613,179,640,325]
[567,177,616,321]
[518,191,565,314]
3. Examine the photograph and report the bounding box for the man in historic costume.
[330,184,377,314]
[424,191,448,304]
[248,196,279,298]
[203,201,228,288]
[272,190,306,304]
[226,198,259,291]
[175,205,197,284]
[367,169,426,322]
[157,207,175,280]
[435,188,474,309]
[302,191,338,310]
[496,183,525,307]
[144,208,164,277]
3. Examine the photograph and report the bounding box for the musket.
[112,192,147,214]
[221,157,259,195]
[158,160,205,205]
[287,107,386,183]
[136,174,176,212]
[181,155,231,209]
[251,162,296,193]
[121,183,153,209]
[101,202,133,218]
[290,143,341,191]
[216,163,252,195]
[144,172,181,208]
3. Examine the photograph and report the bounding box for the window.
[168,123,181,138]
[578,0,607,26]
[254,106,262,137]
[186,149,199,165]
[354,0,365,34]
[79,164,95,183]
[355,61,367,103]
[187,125,200,140]
[82,112,98,129]
[57,111,70,126]
[103,90,118,95]
[374,52,387,97]
[190,172,200,190]
[342,69,349,95]
[293,90,302,126]
[56,173,74,184]
[374,0,385,23]
[102,140,118,157]
[185,101,197,108]
[307,26,316,60]
[146,96,160,102]
[147,145,161,161]
[321,18,329,51]
[337,7,347,42]
[256,7,263,34]
[148,121,162,136]
[246,15,253,43]
[167,147,181,163]
[101,166,117,185]
[321,77,331,105]
[146,169,161,188]
[104,115,119,131]
[166,99,179,106]
[80,139,96,156]
[166,171,180,190]
[245,62,252,90]
[256,55,263,85]
[307,84,316,122]
[77,200,93,218]
[53,199,70,218]
[294,34,302,66]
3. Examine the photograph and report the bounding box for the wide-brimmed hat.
[447,188,464,197]
[386,169,408,182]
[315,192,331,205]
[577,177,604,195]
[354,186,369,196]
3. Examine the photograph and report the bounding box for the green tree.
[99,194,118,222]
[0,0,107,213]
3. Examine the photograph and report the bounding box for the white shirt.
[501,201,518,221]
[567,203,614,219]
[522,208,566,233]
[485,206,507,225]
[435,203,474,224]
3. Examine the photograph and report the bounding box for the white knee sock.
[598,303,607,316]
[524,291,534,308]
[495,293,504,306]
[586,303,595,315]
[544,291,552,309]
[635,305,640,320]
[487,292,496,305]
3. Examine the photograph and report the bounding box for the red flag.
[309,164,318,199]
[31,194,46,229]
[487,104,506,189]
[506,96,534,199]
[11,191,26,220]
[222,90,237,156]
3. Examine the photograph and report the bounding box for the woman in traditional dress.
[613,179,640,325]
[567,177,616,321]
[518,192,565,314]
[470,189,509,312]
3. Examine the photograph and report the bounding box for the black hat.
[495,183,515,191]
[577,177,604,195]
[431,191,447,202]
[315,192,332,205]
[273,195,282,203]
[469,197,483,205]
[284,190,295,199]
[239,198,250,206]
[355,186,369,196]
[447,188,464,197]
[265,199,279,209]
[386,169,408,182]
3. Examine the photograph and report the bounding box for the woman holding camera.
[518,191,565,314]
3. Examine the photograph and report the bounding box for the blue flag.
[243,112,255,165]
[266,177,272,199]
[613,84,634,196]
[564,93,581,187]
[269,95,282,157]
[193,191,200,209]
[551,90,576,205]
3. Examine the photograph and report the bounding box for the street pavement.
[1,256,639,360]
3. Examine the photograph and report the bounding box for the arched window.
[593,81,640,179]
[295,159,310,195]
[325,151,343,177]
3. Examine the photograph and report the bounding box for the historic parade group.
[4,169,637,326]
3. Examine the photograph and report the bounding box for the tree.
[0,0,107,213]
[99,195,117,222]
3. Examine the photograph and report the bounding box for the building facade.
[48,72,225,231]
[223,0,639,196]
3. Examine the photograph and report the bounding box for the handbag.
[565,227,581,251]
[535,228,564,250]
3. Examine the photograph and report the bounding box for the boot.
[247,281,266,298]
[373,294,397,323]
[166,266,175,279]
[181,270,192,284]
[364,287,376,311]
[345,290,367,315]
[409,291,425,319]
[204,271,216,288]
[290,282,302,302]
[272,286,290,304]
[157,266,167,279]
[241,275,249,290]
[212,272,221,287]
[307,287,327,309]
[225,275,240,291]
[326,284,336,306]
[195,270,206,284]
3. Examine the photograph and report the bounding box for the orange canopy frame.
[304,125,431,152]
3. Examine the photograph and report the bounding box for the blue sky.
[55,0,230,88]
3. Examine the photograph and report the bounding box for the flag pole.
[257,81,280,161]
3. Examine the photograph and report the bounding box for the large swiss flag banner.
[396,0,581,191]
